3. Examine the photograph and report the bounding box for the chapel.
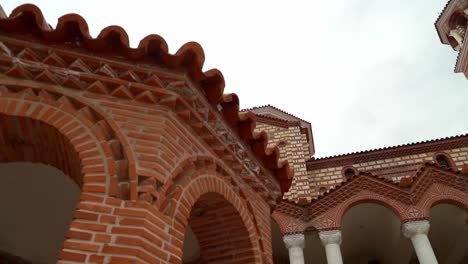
[0,2,466,264]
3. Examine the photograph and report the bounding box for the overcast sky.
[3,0,467,158]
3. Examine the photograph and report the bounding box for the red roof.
[308,134,468,170]
[243,104,315,156]
[0,4,293,193]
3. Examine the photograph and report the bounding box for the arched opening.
[342,167,357,180]
[433,153,455,170]
[0,114,84,263]
[0,163,80,263]
[340,203,409,264]
[429,203,468,263]
[181,192,255,263]
[435,155,450,167]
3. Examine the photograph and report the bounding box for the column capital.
[319,230,342,246]
[283,233,305,249]
[402,220,430,238]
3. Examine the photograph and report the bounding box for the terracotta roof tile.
[308,134,468,168]
[400,161,459,187]
[255,114,302,129]
[242,104,311,125]
[434,0,454,43]
[0,4,293,193]
[243,104,315,155]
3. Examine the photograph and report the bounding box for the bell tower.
[435,0,468,78]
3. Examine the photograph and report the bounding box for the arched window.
[342,167,357,180]
[433,152,455,170]
[319,187,327,194]
[436,155,449,167]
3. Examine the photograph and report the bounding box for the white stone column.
[403,220,438,264]
[450,29,464,47]
[319,230,343,264]
[283,233,305,264]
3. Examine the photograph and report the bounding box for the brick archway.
[334,191,404,228]
[418,184,468,219]
[303,190,405,231]
[0,95,119,192]
[0,95,124,262]
[166,173,261,263]
[275,163,468,232]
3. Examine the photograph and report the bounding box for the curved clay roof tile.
[0,4,294,194]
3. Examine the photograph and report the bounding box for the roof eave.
[435,0,458,45]
[455,42,468,73]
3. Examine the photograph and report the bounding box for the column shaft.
[324,243,343,264]
[403,220,438,264]
[288,247,305,264]
[319,230,343,264]
[410,233,438,264]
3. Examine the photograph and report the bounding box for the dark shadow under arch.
[182,192,256,263]
[340,202,406,264]
[0,162,81,263]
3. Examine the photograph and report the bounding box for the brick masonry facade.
[251,109,468,238]
[309,145,468,196]
[0,59,273,264]
[252,112,468,202]
[254,121,314,201]
[1,3,467,264]
[0,5,294,263]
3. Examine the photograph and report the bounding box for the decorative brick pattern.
[0,30,287,206]
[0,95,118,195]
[273,164,468,234]
[254,122,314,201]
[310,147,468,196]
[0,5,286,263]
[0,87,273,263]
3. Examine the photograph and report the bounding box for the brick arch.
[338,197,403,226]
[418,184,468,219]
[308,190,405,230]
[0,95,118,194]
[156,155,231,209]
[167,174,260,263]
[0,82,136,199]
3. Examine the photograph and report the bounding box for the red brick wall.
[0,40,274,263]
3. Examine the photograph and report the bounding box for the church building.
[0,1,466,264]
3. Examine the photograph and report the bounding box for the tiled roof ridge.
[310,133,468,161]
[241,104,311,125]
[434,0,454,43]
[455,44,466,73]
[402,161,459,186]
[0,4,294,193]
[255,114,301,128]
[435,0,453,27]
